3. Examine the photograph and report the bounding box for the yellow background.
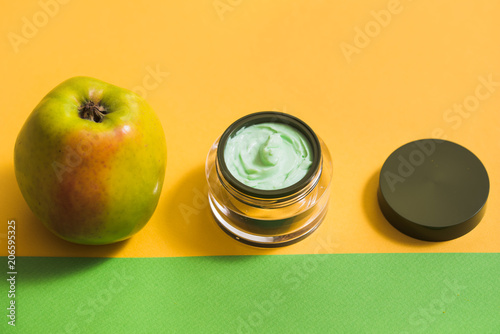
[1,0,499,257]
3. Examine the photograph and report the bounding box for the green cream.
[224,122,313,190]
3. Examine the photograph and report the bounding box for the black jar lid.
[217,111,321,199]
[378,139,489,241]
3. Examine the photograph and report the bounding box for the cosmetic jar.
[205,112,332,247]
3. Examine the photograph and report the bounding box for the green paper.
[1,254,499,333]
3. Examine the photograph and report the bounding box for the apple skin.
[14,76,167,245]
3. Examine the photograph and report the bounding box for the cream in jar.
[223,122,313,190]
[205,112,332,247]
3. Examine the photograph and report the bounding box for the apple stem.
[78,101,107,123]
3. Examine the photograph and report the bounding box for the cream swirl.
[223,122,313,190]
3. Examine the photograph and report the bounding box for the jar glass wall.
[205,112,332,247]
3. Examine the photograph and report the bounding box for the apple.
[14,76,167,245]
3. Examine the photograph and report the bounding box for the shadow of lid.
[362,169,440,248]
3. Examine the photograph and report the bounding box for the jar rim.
[217,111,322,199]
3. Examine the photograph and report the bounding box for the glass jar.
[205,112,332,247]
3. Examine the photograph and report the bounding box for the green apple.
[14,76,167,245]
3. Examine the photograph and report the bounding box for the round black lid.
[378,139,489,241]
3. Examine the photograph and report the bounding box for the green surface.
[2,253,499,333]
